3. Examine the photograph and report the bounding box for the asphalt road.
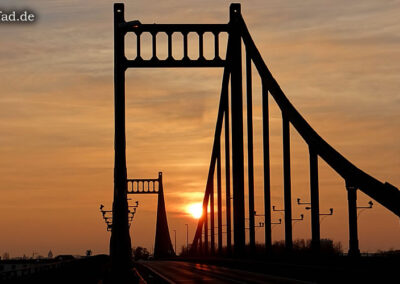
[138,261,310,284]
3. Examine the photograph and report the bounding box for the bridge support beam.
[204,205,209,255]
[210,177,215,255]
[230,3,246,256]
[282,115,293,250]
[262,83,272,252]
[246,52,256,254]
[199,229,203,253]
[217,146,223,255]
[309,147,320,252]
[110,3,132,276]
[225,87,232,254]
[346,183,360,257]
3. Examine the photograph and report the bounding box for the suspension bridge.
[109,2,400,282]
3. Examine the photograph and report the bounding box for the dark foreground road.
[136,261,309,284]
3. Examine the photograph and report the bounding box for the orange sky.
[0,0,399,257]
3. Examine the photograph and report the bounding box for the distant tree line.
[178,238,343,257]
[132,246,150,260]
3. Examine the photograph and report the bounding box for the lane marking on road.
[141,263,176,284]
[177,261,313,284]
[133,267,147,284]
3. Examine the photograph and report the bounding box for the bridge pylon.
[154,173,175,258]
[110,3,132,277]
[127,172,175,258]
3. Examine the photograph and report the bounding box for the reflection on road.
[141,261,307,284]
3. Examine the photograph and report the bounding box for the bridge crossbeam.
[125,58,225,68]
[127,178,160,194]
[126,173,175,258]
[121,23,229,68]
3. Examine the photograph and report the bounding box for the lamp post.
[271,218,282,225]
[292,214,304,221]
[127,200,139,228]
[297,198,310,205]
[255,211,281,226]
[100,202,139,232]
[305,207,333,217]
[99,204,113,232]
[357,201,373,219]
[272,205,285,212]
[298,197,333,251]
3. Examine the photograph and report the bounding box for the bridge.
[109,2,400,282]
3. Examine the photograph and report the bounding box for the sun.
[187,203,203,219]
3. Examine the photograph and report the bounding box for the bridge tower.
[110,3,132,276]
[111,3,175,271]
[154,173,175,257]
[127,173,175,258]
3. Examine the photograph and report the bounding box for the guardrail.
[0,255,109,283]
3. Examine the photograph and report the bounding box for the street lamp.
[298,197,334,218]
[254,211,281,226]
[292,214,304,221]
[305,207,334,216]
[246,222,264,229]
[357,201,373,209]
[99,201,139,231]
[271,218,282,225]
[99,204,113,231]
[272,205,285,212]
[128,201,139,208]
[297,198,310,205]
[357,201,373,219]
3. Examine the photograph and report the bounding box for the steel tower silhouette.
[110,3,400,273]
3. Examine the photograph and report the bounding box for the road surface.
[137,261,310,283]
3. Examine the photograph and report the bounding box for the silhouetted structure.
[127,172,175,258]
[100,202,137,232]
[297,198,334,251]
[112,3,400,267]
[111,3,132,278]
[184,3,400,257]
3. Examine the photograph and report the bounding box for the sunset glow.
[187,203,203,219]
[0,0,398,258]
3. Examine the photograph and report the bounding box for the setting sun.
[187,203,203,219]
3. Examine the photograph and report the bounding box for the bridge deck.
[136,260,305,284]
[134,256,400,284]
